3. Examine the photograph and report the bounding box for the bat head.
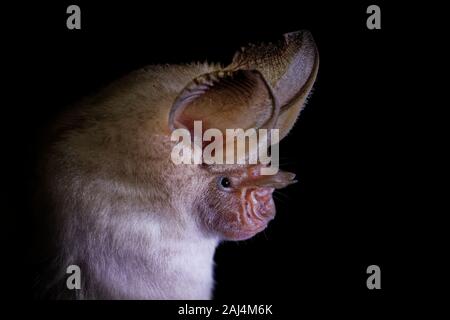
[195,163,297,240]
[167,30,319,240]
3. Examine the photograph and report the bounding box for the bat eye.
[218,176,232,190]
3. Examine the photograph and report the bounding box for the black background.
[4,0,436,317]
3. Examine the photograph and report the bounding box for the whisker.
[274,190,290,200]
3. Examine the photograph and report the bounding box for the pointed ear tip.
[284,30,318,50]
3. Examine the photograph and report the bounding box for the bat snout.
[225,187,276,241]
[248,187,276,221]
[242,166,297,189]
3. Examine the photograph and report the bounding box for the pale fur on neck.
[39,63,221,299]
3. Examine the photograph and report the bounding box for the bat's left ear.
[226,30,319,140]
[168,69,279,134]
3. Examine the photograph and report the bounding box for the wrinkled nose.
[244,187,276,223]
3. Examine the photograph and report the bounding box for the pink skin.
[201,165,296,240]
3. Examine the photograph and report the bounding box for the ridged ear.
[169,69,279,134]
[226,30,319,139]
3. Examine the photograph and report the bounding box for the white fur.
[41,63,221,299]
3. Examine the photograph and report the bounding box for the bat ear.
[226,30,319,140]
[169,69,279,134]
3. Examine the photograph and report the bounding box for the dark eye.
[218,176,232,190]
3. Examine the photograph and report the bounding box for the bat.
[33,30,319,299]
